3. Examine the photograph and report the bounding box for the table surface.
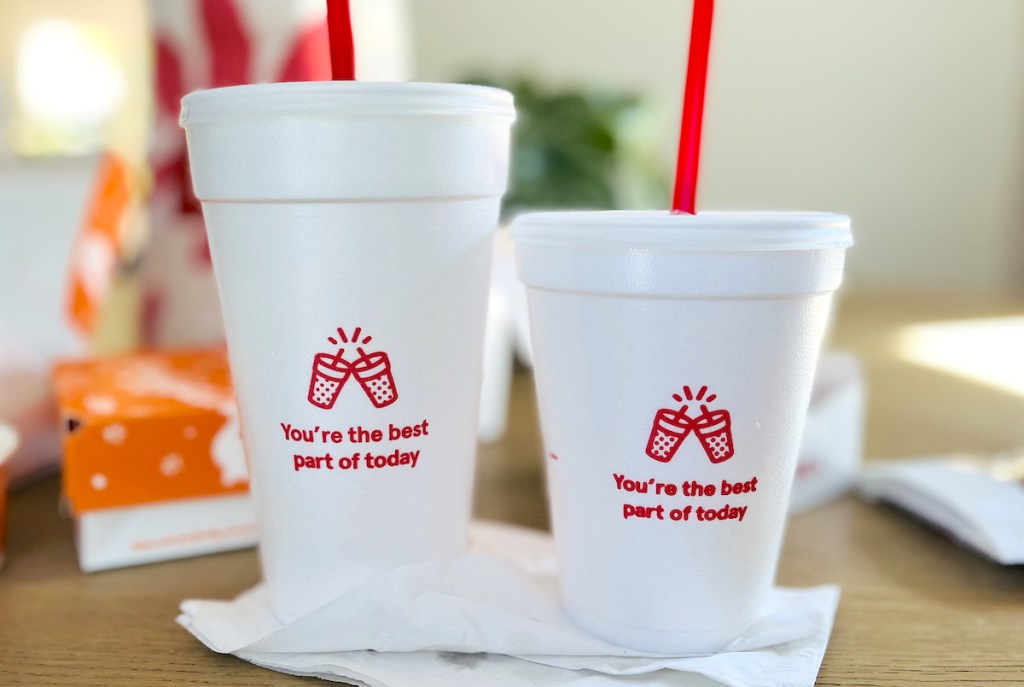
[3,294,1024,686]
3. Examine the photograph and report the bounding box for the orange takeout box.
[53,348,257,572]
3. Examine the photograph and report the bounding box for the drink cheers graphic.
[307,327,398,410]
[646,385,734,464]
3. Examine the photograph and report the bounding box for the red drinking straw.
[326,0,356,80]
[672,0,715,214]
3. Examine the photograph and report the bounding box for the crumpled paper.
[861,454,1024,564]
[179,521,840,687]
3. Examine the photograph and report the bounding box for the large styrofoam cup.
[512,211,852,654]
[181,82,514,622]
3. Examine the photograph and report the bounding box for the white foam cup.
[181,82,514,622]
[511,211,852,653]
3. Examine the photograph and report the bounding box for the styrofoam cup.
[181,82,514,622]
[512,211,852,654]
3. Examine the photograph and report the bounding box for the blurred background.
[3,0,1023,293]
[1,0,1023,485]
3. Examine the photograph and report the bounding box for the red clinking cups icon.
[307,327,398,410]
[645,385,734,464]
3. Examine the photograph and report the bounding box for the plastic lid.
[510,211,852,252]
[181,81,515,126]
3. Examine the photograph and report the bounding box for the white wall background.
[410,0,1024,297]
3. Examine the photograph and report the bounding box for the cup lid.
[181,81,515,126]
[510,211,852,252]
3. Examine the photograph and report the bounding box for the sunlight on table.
[896,316,1024,399]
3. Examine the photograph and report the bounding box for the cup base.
[564,603,756,656]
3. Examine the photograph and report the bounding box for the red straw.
[326,0,356,80]
[672,0,715,214]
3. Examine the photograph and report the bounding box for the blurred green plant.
[465,76,668,220]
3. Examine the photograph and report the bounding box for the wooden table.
[2,295,1023,685]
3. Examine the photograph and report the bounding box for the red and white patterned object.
[142,0,410,346]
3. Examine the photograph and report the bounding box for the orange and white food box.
[53,349,256,572]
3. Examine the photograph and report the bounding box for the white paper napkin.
[179,521,840,687]
[861,457,1024,564]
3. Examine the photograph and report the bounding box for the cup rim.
[352,351,388,374]
[181,81,515,126]
[693,409,729,432]
[314,353,351,379]
[510,210,852,252]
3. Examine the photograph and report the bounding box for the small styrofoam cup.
[511,211,852,654]
[181,82,514,622]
